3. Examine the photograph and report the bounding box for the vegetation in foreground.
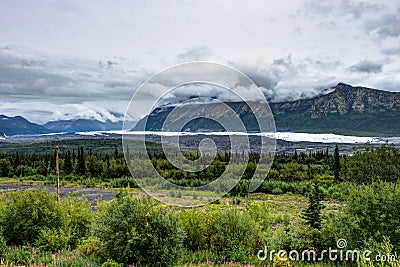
[0,142,399,266]
[0,180,399,266]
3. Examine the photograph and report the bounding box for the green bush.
[102,259,124,267]
[35,229,70,252]
[208,208,261,262]
[261,180,313,195]
[271,187,284,194]
[335,182,400,253]
[0,232,6,258]
[261,180,341,199]
[229,179,250,196]
[179,209,209,251]
[78,236,103,257]
[94,196,185,266]
[0,189,64,246]
[61,193,94,248]
[110,176,139,188]
[244,202,273,232]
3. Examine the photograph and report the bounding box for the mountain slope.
[270,83,400,135]
[134,83,400,136]
[43,119,125,133]
[0,115,50,136]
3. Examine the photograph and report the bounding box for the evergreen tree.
[77,147,86,175]
[114,145,119,159]
[301,183,324,230]
[77,147,81,174]
[105,154,110,169]
[334,144,340,183]
[64,150,72,175]
[14,151,20,169]
[81,147,86,175]
[72,148,76,161]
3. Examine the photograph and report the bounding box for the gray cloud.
[0,45,146,123]
[302,0,384,19]
[155,83,242,107]
[382,46,400,55]
[365,12,400,38]
[0,46,143,99]
[347,59,383,74]
[301,1,400,44]
[176,46,211,62]
[237,55,343,102]
[1,1,400,123]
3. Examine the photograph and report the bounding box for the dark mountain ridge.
[134,83,400,136]
[1,83,399,137]
[0,115,50,136]
[0,117,129,136]
[43,119,124,133]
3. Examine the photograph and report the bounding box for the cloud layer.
[0,0,400,123]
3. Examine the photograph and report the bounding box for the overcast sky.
[0,0,400,123]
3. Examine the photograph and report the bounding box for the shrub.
[179,209,209,251]
[0,232,6,258]
[78,236,102,257]
[61,193,93,248]
[335,182,400,253]
[244,202,273,232]
[0,189,64,245]
[35,229,70,252]
[208,208,262,262]
[110,176,139,188]
[229,179,250,196]
[102,259,124,267]
[94,196,185,266]
[271,187,284,194]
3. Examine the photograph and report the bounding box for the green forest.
[0,139,399,266]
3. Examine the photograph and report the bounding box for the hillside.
[0,115,50,136]
[0,116,132,136]
[43,119,124,133]
[134,83,400,136]
[270,83,400,136]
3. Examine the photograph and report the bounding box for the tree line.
[1,142,399,189]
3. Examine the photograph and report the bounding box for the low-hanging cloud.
[347,59,383,74]
[1,43,400,123]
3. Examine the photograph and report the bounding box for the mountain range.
[0,116,131,136]
[1,83,399,137]
[134,83,400,136]
[43,119,124,133]
[0,115,50,136]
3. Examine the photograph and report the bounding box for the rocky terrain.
[135,83,400,136]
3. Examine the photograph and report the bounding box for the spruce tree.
[79,147,86,175]
[301,182,324,230]
[114,145,119,159]
[14,151,20,169]
[334,144,340,183]
[64,150,72,175]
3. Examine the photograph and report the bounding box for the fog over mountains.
[134,83,400,136]
[2,83,398,137]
